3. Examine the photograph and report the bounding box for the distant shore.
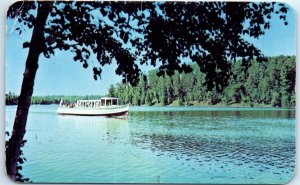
[5,101,294,108]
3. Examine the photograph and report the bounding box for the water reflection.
[57,115,130,143]
[129,109,295,119]
[130,132,295,172]
[128,109,295,182]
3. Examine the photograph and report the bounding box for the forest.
[6,56,295,108]
[108,56,296,107]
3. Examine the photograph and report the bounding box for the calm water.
[5,105,295,184]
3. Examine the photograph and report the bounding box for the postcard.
[5,1,296,184]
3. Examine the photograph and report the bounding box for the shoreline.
[5,103,295,109]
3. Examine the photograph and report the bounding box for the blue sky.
[247,5,296,57]
[6,4,296,96]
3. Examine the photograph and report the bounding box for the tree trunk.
[6,2,51,180]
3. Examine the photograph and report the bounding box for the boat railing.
[75,104,129,109]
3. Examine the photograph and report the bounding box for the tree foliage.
[8,1,288,90]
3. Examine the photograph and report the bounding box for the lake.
[5,105,295,184]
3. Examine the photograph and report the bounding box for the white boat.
[57,97,129,117]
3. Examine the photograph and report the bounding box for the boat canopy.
[76,97,120,108]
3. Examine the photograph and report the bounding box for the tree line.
[5,93,101,105]
[108,56,295,107]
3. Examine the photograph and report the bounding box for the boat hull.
[57,105,129,116]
